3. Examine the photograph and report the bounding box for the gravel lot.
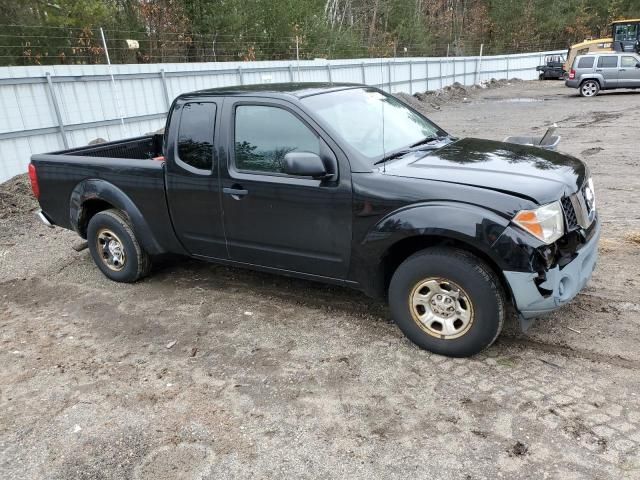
[1,80,639,480]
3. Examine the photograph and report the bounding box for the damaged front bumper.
[503,220,601,323]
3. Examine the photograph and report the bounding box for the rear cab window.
[176,102,217,173]
[597,56,619,68]
[577,57,595,69]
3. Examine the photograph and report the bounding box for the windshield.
[301,88,444,161]
[614,23,639,42]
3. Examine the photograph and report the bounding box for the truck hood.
[385,138,587,205]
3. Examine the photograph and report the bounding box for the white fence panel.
[0,50,563,183]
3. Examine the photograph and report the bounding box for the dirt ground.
[1,80,640,480]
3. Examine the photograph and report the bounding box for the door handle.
[595,69,603,72]
[223,186,249,199]
[619,69,626,71]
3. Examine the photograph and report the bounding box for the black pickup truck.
[29,83,600,357]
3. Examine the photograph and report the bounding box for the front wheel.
[580,80,600,97]
[87,209,152,282]
[388,248,505,357]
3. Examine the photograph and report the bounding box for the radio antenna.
[380,60,387,173]
[381,94,386,173]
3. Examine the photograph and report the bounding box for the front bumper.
[503,220,601,320]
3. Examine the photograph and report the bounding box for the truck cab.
[163,87,353,278]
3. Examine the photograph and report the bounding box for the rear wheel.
[87,209,151,282]
[580,80,600,97]
[388,248,505,357]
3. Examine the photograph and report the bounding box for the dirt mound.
[396,78,523,112]
[0,174,38,221]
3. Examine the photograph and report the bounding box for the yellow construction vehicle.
[564,19,640,73]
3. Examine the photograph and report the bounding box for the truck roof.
[577,51,639,58]
[611,19,640,24]
[178,82,362,101]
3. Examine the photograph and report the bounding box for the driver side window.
[234,105,321,174]
[621,56,639,68]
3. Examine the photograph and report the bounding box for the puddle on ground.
[481,96,557,103]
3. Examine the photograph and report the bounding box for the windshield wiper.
[373,135,452,166]
[409,134,448,149]
[373,149,413,165]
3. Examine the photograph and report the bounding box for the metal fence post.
[439,58,443,88]
[288,64,295,82]
[237,66,244,85]
[425,60,429,91]
[409,60,413,93]
[45,72,69,149]
[387,60,392,92]
[160,69,171,110]
[361,62,366,84]
[463,58,467,85]
[506,57,510,79]
[476,44,484,85]
[453,59,456,84]
[327,63,333,84]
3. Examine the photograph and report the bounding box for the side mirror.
[636,62,640,68]
[283,152,328,178]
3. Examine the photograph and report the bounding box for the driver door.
[618,55,640,88]
[218,98,353,279]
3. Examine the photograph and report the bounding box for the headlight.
[585,178,596,212]
[513,201,564,244]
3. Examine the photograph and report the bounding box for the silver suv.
[566,53,640,97]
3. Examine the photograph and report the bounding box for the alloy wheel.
[581,81,598,97]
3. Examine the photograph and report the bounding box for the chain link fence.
[0,24,569,66]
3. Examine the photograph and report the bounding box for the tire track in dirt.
[499,336,640,370]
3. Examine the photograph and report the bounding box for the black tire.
[579,79,600,97]
[388,247,505,357]
[87,209,152,283]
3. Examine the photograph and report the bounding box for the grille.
[561,196,579,231]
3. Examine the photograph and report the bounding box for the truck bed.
[31,133,174,249]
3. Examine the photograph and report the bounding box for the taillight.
[569,69,576,80]
[28,163,40,199]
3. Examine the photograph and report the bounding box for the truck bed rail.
[65,134,163,160]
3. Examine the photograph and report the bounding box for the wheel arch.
[76,198,116,237]
[355,202,515,302]
[69,179,164,255]
[580,76,602,88]
[379,234,514,305]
